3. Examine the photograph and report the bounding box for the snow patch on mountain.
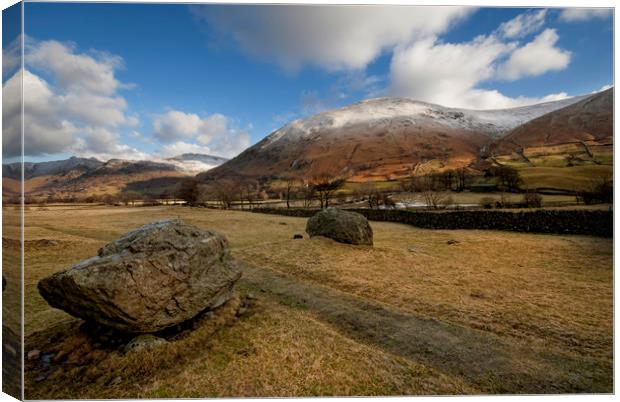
[165,153,229,174]
[261,95,587,149]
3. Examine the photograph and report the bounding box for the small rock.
[52,350,67,364]
[279,222,287,225]
[246,293,257,300]
[27,349,41,361]
[204,311,215,320]
[123,334,167,354]
[108,376,122,386]
[35,374,47,383]
[293,234,303,239]
[447,239,459,245]
[4,344,16,356]
[408,247,416,252]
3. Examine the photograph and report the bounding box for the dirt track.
[240,263,612,394]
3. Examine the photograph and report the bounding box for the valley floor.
[6,204,613,397]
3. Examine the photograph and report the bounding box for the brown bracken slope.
[199,96,588,182]
[490,88,613,156]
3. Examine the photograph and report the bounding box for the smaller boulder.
[27,349,41,361]
[306,208,373,246]
[123,335,167,354]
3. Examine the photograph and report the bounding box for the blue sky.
[2,4,613,163]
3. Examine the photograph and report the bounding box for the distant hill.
[167,153,229,165]
[3,156,103,181]
[165,153,229,174]
[2,153,228,197]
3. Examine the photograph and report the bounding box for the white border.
[0,1,616,402]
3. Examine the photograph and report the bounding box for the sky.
[1,3,614,163]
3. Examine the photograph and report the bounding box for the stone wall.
[251,207,613,237]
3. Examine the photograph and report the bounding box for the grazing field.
[8,205,613,398]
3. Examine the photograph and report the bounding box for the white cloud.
[71,127,149,161]
[388,11,572,109]
[3,35,21,78]
[389,35,516,108]
[559,8,612,22]
[3,69,79,157]
[153,111,207,141]
[498,9,546,38]
[497,29,571,80]
[158,141,214,158]
[26,40,123,96]
[152,110,251,158]
[2,39,140,159]
[25,39,136,128]
[192,5,472,71]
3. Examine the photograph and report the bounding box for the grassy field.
[8,205,613,397]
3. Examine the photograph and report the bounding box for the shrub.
[523,191,543,208]
[577,175,613,205]
[479,197,496,209]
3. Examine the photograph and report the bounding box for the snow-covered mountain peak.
[261,95,588,149]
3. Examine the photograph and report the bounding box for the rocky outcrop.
[38,219,242,333]
[306,208,373,246]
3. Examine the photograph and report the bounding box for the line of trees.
[175,173,349,210]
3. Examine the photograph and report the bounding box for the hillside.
[199,95,586,182]
[2,153,228,197]
[490,88,613,157]
[487,88,613,191]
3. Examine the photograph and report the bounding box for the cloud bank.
[192,5,472,72]
[3,38,250,161]
[153,110,250,159]
[194,6,576,110]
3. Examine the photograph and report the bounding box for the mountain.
[165,153,229,174]
[167,153,229,165]
[199,95,587,182]
[490,88,613,157]
[2,153,228,197]
[3,156,103,180]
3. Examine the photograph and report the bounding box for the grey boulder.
[306,208,373,246]
[38,219,242,333]
[123,335,167,354]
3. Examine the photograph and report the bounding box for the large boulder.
[306,208,373,246]
[38,219,242,333]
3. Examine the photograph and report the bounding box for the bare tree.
[176,178,200,204]
[236,180,258,210]
[420,174,450,210]
[121,190,142,206]
[211,180,238,209]
[283,177,296,209]
[455,167,469,192]
[310,174,346,209]
[300,183,315,208]
[491,165,521,191]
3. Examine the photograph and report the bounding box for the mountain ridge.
[200,93,596,182]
